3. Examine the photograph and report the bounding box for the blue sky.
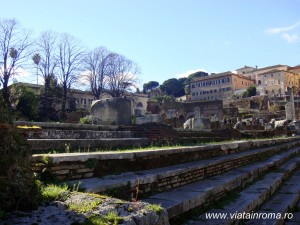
[1,0,300,88]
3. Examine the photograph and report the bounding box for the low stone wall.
[27,129,132,139]
[31,137,300,182]
[15,121,119,130]
[28,138,150,153]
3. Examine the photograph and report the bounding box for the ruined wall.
[147,100,223,122]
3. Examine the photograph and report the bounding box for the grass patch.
[83,215,108,225]
[104,211,124,224]
[144,204,164,215]
[41,184,69,201]
[82,212,124,225]
[68,199,102,213]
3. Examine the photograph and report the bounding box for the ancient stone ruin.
[90,97,132,125]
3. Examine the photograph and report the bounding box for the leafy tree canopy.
[160,78,185,97]
[9,84,39,120]
[242,85,257,98]
[143,81,159,93]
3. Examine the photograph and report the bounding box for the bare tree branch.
[106,53,139,97]
[82,46,112,99]
[57,33,85,120]
[0,18,33,104]
[33,31,58,84]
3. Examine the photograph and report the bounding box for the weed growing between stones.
[83,213,123,225]
[144,204,164,216]
[40,183,69,201]
[68,199,102,213]
[104,211,124,224]
[82,215,107,225]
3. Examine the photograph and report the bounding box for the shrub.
[79,117,92,124]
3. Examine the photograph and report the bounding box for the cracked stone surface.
[0,192,169,225]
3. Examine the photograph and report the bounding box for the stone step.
[244,170,300,225]
[185,158,300,225]
[142,151,300,220]
[285,201,300,225]
[29,138,150,153]
[33,138,300,181]
[68,143,300,199]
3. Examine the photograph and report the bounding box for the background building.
[190,72,254,101]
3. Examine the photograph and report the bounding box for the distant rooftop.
[192,71,252,83]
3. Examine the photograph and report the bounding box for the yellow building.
[190,72,254,101]
[257,69,300,97]
[236,65,289,84]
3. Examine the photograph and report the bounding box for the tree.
[9,84,39,120]
[83,47,111,99]
[57,33,85,120]
[0,93,41,211]
[106,53,139,97]
[32,53,41,84]
[160,78,183,97]
[143,81,159,93]
[38,74,62,121]
[242,85,257,98]
[0,18,32,105]
[33,31,58,86]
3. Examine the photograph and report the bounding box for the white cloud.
[281,33,299,43]
[266,20,300,43]
[176,68,208,78]
[266,20,300,34]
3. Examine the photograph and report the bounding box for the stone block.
[135,114,163,125]
[83,173,94,178]
[90,98,131,125]
[77,168,94,173]
[53,169,69,175]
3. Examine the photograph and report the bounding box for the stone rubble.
[0,192,169,225]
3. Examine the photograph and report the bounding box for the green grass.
[82,215,108,225]
[144,204,164,215]
[82,212,124,225]
[67,199,102,213]
[104,211,124,224]
[41,184,69,201]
